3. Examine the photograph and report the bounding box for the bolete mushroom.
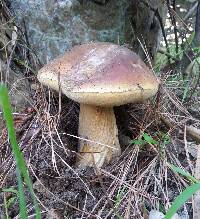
[37,42,159,168]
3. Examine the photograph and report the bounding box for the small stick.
[161,116,200,143]
[186,126,200,144]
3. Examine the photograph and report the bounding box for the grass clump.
[0,84,41,219]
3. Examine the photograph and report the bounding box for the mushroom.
[37,42,159,168]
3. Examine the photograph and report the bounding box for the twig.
[172,0,179,55]
[186,126,200,143]
[194,1,200,45]
[167,0,179,55]
[64,133,118,150]
[141,0,170,54]
[183,125,193,172]
[184,1,198,21]
[160,116,200,143]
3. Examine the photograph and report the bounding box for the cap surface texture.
[38,42,159,106]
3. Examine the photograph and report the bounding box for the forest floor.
[0,1,200,219]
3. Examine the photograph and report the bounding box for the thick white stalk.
[77,104,121,167]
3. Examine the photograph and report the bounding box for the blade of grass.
[0,84,41,218]
[165,183,200,219]
[16,168,28,219]
[168,163,200,183]
[2,188,18,194]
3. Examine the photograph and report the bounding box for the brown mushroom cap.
[38,42,159,106]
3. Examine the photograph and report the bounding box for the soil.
[0,94,196,218]
[0,96,163,218]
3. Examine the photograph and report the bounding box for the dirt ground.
[0,90,198,218]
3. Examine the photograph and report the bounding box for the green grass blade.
[143,132,158,145]
[168,163,199,183]
[2,188,18,194]
[16,168,28,219]
[0,84,41,218]
[165,183,200,219]
[0,85,27,177]
[25,178,41,219]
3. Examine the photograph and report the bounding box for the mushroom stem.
[77,104,121,167]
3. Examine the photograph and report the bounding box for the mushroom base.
[77,104,121,168]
